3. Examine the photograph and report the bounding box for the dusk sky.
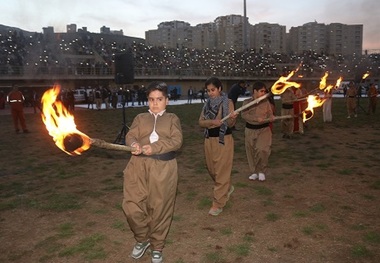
[2,0,379,50]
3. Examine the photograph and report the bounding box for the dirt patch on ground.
[0,101,379,263]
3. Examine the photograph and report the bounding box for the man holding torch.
[346,81,358,118]
[367,83,378,114]
[122,82,183,263]
[280,87,297,138]
[241,81,274,182]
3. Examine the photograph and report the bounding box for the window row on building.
[145,15,363,56]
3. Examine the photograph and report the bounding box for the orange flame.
[333,77,343,93]
[318,72,343,93]
[41,85,91,155]
[319,72,329,90]
[271,69,301,94]
[362,73,370,79]
[302,95,326,122]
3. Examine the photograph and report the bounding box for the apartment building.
[145,16,363,55]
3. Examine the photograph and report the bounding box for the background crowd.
[1,30,379,80]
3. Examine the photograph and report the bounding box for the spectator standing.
[187,86,194,104]
[346,81,357,118]
[111,88,118,109]
[200,88,206,103]
[323,90,333,122]
[31,89,42,113]
[102,86,111,109]
[199,77,237,216]
[172,87,178,101]
[228,80,246,130]
[6,85,29,133]
[94,87,102,110]
[293,87,306,134]
[241,81,274,182]
[122,81,183,263]
[367,83,378,114]
[265,87,276,132]
[66,89,75,113]
[280,88,297,139]
[87,89,94,109]
[228,80,246,111]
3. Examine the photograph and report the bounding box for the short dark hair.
[146,81,168,97]
[205,77,223,90]
[252,81,266,91]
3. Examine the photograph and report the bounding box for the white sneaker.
[258,173,266,181]
[151,250,163,263]
[131,241,150,259]
[249,173,258,180]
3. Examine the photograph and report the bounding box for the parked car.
[73,88,87,103]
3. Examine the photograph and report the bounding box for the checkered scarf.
[202,92,230,144]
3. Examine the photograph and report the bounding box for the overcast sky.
[2,0,379,50]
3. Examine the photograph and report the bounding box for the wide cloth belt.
[282,104,293,109]
[246,122,270,130]
[139,151,176,161]
[207,127,232,137]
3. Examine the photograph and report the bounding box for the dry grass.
[0,98,379,263]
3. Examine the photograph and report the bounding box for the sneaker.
[258,173,266,181]
[227,185,234,199]
[151,250,163,263]
[347,116,351,118]
[131,241,150,259]
[208,207,223,216]
[249,173,258,180]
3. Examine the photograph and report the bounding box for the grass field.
[0,97,379,263]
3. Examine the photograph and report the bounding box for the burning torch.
[41,85,135,156]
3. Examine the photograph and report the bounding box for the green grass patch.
[253,185,273,196]
[363,231,380,244]
[370,180,380,190]
[265,212,280,222]
[293,210,309,218]
[111,220,127,231]
[302,226,315,235]
[203,252,226,263]
[58,223,75,238]
[220,227,232,236]
[351,244,372,258]
[185,190,197,201]
[41,193,82,212]
[310,203,326,213]
[197,197,212,209]
[58,233,107,260]
[227,243,250,256]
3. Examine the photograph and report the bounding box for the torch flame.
[271,69,301,95]
[318,72,342,93]
[41,85,91,155]
[362,73,370,79]
[319,72,329,90]
[333,77,343,93]
[302,95,326,122]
